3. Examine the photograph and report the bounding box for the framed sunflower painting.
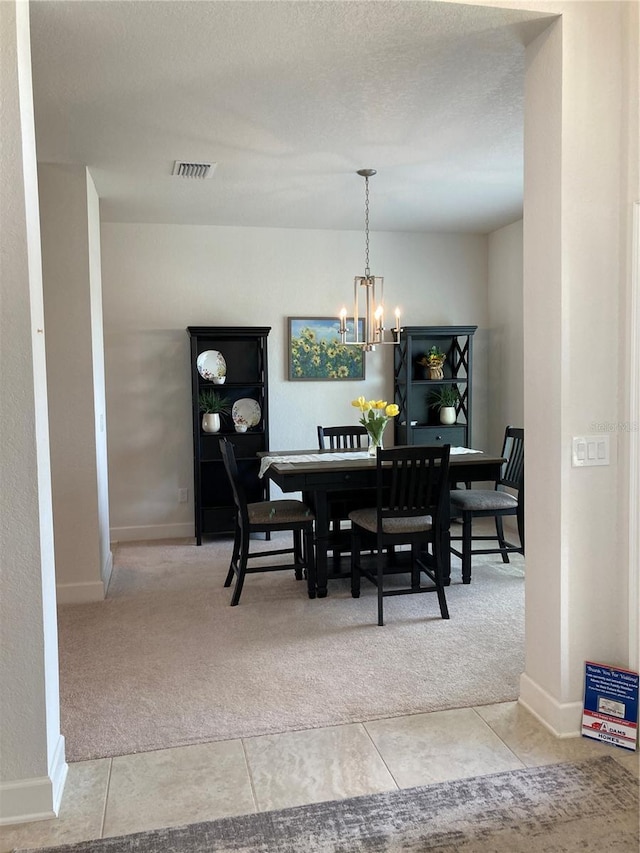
[287,317,365,381]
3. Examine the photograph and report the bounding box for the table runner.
[258,447,481,478]
[259,451,370,478]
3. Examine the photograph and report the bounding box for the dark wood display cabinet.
[187,326,271,544]
[394,326,477,448]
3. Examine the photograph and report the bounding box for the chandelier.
[339,169,402,351]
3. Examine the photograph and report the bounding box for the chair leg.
[433,536,450,620]
[410,543,420,590]
[377,545,385,626]
[461,513,473,584]
[436,579,450,619]
[495,516,510,563]
[224,520,241,588]
[517,506,525,555]
[350,529,361,598]
[229,528,250,606]
[293,529,303,580]
[304,526,316,599]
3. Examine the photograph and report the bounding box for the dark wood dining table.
[259,448,505,597]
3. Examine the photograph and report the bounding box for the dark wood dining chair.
[449,425,524,583]
[220,439,316,605]
[317,425,369,449]
[349,444,451,626]
[317,425,372,565]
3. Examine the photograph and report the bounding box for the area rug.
[16,757,638,852]
[57,534,525,761]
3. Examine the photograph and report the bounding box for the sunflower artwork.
[287,317,365,381]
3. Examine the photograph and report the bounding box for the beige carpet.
[57,533,525,761]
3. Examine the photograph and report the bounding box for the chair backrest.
[220,439,249,525]
[375,444,451,528]
[317,425,368,450]
[499,426,524,492]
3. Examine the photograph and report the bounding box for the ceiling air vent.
[172,160,216,179]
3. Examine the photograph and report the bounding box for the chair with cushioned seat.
[449,425,524,584]
[221,439,316,605]
[349,444,451,626]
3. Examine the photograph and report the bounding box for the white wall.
[87,169,113,593]
[101,225,489,540]
[487,219,524,454]
[518,1,636,732]
[39,164,112,603]
[0,0,66,823]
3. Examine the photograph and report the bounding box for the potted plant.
[429,386,460,425]
[417,345,446,379]
[198,390,231,433]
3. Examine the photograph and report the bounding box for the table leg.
[306,490,330,598]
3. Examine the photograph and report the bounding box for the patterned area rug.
[17,757,639,852]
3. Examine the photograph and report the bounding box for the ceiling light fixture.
[339,169,402,351]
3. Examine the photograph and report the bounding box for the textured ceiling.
[29,1,554,233]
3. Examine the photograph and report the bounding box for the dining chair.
[316,425,372,565]
[317,425,369,449]
[349,444,451,626]
[449,425,524,583]
[220,439,316,605]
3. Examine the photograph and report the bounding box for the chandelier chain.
[364,175,370,277]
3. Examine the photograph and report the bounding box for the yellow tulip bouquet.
[351,396,400,453]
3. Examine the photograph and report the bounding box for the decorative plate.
[197,350,226,381]
[232,398,261,429]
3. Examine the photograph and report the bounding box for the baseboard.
[101,548,113,591]
[0,734,67,825]
[109,522,194,543]
[519,672,583,738]
[55,578,106,604]
[56,550,114,604]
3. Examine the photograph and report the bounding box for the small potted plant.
[198,390,231,434]
[417,345,446,379]
[429,386,460,425]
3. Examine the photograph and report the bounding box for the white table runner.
[259,451,369,478]
[259,447,481,478]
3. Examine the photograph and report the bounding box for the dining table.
[258,447,505,597]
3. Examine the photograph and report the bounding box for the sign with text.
[582,661,638,750]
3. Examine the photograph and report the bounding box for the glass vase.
[367,434,383,458]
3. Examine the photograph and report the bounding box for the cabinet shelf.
[199,430,265,436]
[188,326,271,543]
[401,378,468,386]
[198,381,265,388]
[394,326,477,449]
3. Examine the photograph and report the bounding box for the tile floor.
[1,701,638,852]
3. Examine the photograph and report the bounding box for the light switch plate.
[572,434,610,467]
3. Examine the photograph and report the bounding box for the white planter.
[202,413,221,433]
[439,407,456,425]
